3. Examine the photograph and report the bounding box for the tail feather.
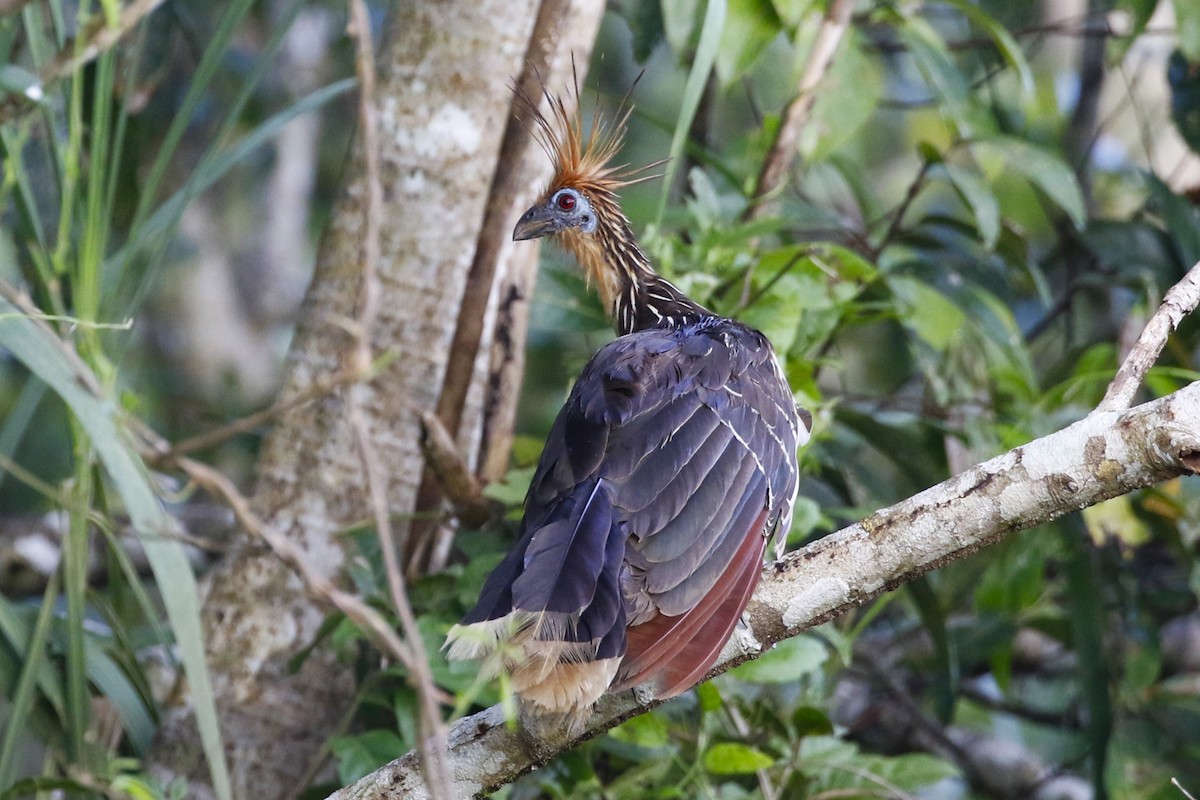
[445,479,628,715]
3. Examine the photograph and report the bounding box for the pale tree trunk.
[150,2,605,797]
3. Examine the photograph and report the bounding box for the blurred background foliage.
[2,0,1200,798]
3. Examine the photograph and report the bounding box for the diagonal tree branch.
[328,380,1200,799]
[1097,260,1200,413]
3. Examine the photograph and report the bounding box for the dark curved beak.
[513,203,559,241]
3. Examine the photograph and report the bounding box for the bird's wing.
[529,321,802,695]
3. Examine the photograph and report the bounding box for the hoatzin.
[445,86,808,726]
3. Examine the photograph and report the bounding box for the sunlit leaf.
[972,136,1086,229]
[937,163,1001,248]
[1082,495,1150,547]
[730,634,826,683]
[703,742,776,774]
[888,276,967,351]
[716,0,782,86]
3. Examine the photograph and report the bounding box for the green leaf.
[803,28,883,163]
[610,712,671,749]
[937,163,1000,248]
[1176,0,1200,62]
[896,15,979,137]
[730,634,826,683]
[626,0,666,62]
[943,0,1035,95]
[695,680,723,712]
[715,0,782,86]
[972,136,1086,230]
[770,0,811,29]
[0,298,232,800]
[703,742,776,774]
[888,276,967,351]
[657,0,726,224]
[1145,171,1200,268]
[791,706,834,737]
[662,0,704,54]
[330,730,406,784]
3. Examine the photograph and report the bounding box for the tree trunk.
[149,2,604,797]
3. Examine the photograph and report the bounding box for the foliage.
[0,1,356,797]
[2,1,1200,799]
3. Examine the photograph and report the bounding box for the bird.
[444,82,808,729]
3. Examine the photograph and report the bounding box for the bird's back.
[448,316,804,717]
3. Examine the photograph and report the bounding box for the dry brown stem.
[743,0,855,222]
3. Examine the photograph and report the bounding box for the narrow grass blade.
[0,296,232,800]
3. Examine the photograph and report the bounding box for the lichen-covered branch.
[1097,260,1200,413]
[331,382,1200,800]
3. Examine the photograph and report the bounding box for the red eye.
[556,193,576,211]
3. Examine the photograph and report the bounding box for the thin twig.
[1096,260,1200,413]
[0,0,167,125]
[152,367,362,461]
[175,456,418,669]
[742,0,855,223]
[418,411,500,528]
[345,1,451,796]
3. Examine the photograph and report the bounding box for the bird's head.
[512,78,658,312]
[512,185,600,241]
[511,81,652,245]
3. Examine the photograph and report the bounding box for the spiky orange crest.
[516,77,650,199]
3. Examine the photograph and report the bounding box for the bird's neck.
[560,214,710,336]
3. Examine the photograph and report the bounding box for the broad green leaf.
[0,298,231,800]
[804,28,883,163]
[973,136,1086,229]
[938,163,1001,248]
[610,712,671,749]
[730,634,826,683]
[330,730,406,784]
[662,0,704,54]
[626,0,666,62]
[888,276,967,351]
[695,680,723,712]
[1145,172,1200,268]
[715,0,782,86]
[896,15,979,138]
[703,742,776,774]
[770,0,811,29]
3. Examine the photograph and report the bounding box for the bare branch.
[176,457,418,670]
[153,367,362,461]
[1097,261,1200,413]
[743,0,855,222]
[418,412,499,528]
[328,383,1200,799]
